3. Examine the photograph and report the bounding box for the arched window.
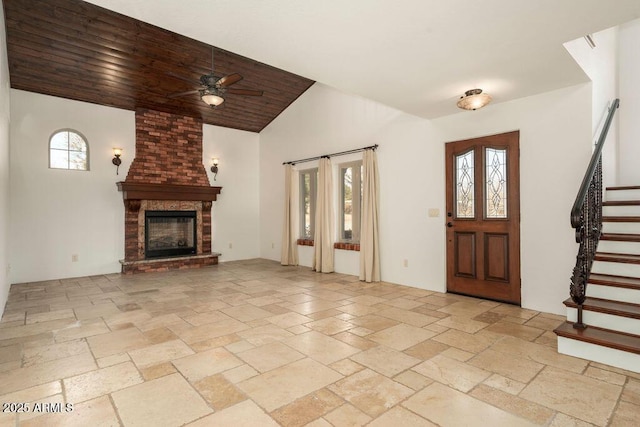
[49,129,89,170]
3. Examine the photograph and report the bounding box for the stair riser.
[603,205,640,216]
[566,307,640,335]
[606,189,640,201]
[597,240,640,255]
[591,260,640,278]
[602,222,640,234]
[557,336,640,373]
[587,283,640,304]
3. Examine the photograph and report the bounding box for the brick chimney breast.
[126,109,210,186]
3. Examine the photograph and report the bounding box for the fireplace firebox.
[145,210,196,258]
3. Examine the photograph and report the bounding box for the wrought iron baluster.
[569,100,618,330]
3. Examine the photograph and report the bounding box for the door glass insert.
[455,150,475,218]
[485,147,507,218]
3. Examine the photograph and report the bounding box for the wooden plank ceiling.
[2,0,315,133]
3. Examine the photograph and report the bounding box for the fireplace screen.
[145,211,196,258]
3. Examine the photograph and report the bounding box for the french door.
[445,131,521,304]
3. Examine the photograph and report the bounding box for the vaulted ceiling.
[2,0,315,133]
[4,1,640,133]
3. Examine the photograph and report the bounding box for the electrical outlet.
[229,243,233,249]
[72,254,79,262]
[403,259,408,268]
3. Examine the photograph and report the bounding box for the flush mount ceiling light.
[200,89,225,108]
[457,88,492,111]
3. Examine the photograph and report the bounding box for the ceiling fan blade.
[217,73,243,87]
[227,88,264,96]
[168,90,200,98]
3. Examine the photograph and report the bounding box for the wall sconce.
[210,158,219,181]
[112,148,122,175]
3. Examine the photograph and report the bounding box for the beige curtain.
[280,164,299,266]
[359,149,380,282]
[313,157,334,273]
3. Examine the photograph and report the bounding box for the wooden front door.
[445,131,521,304]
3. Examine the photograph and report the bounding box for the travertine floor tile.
[0,352,96,395]
[403,382,538,427]
[238,358,343,412]
[520,366,622,426]
[128,339,194,369]
[21,395,119,427]
[470,384,555,424]
[368,406,437,427]
[187,400,279,427]
[237,341,304,373]
[112,373,212,427]
[284,331,360,364]
[22,339,89,367]
[328,368,413,417]
[237,323,294,346]
[307,317,354,335]
[26,309,75,325]
[469,348,544,383]
[350,345,420,377]
[193,374,246,410]
[63,361,143,403]
[173,347,243,381]
[266,312,312,328]
[412,354,490,392]
[367,323,435,350]
[270,388,343,427]
[53,319,110,342]
[86,327,150,358]
[324,403,372,426]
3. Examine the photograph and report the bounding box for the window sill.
[334,242,360,251]
[297,239,314,246]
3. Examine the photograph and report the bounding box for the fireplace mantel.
[116,182,222,202]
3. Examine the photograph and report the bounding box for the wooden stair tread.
[589,273,640,290]
[603,200,640,206]
[600,233,640,242]
[563,297,640,319]
[602,216,640,222]
[607,186,640,191]
[554,321,640,355]
[595,252,640,264]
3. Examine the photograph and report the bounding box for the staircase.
[555,186,640,373]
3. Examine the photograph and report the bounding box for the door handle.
[447,222,453,228]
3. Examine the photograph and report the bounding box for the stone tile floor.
[0,259,638,426]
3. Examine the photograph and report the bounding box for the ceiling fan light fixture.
[201,92,224,107]
[457,88,492,110]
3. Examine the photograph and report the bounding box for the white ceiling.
[84,0,640,119]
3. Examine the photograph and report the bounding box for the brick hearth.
[117,109,221,274]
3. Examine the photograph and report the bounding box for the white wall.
[618,18,640,185]
[260,83,446,290]
[261,82,592,315]
[0,7,11,318]
[10,90,135,283]
[564,28,620,189]
[433,84,592,314]
[203,124,260,261]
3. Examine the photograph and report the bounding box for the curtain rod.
[283,144,378,165]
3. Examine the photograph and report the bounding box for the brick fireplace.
[117,109,221,274]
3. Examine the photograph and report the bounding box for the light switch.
[428,208,440,218]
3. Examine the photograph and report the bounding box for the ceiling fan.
[168,48,263,108]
